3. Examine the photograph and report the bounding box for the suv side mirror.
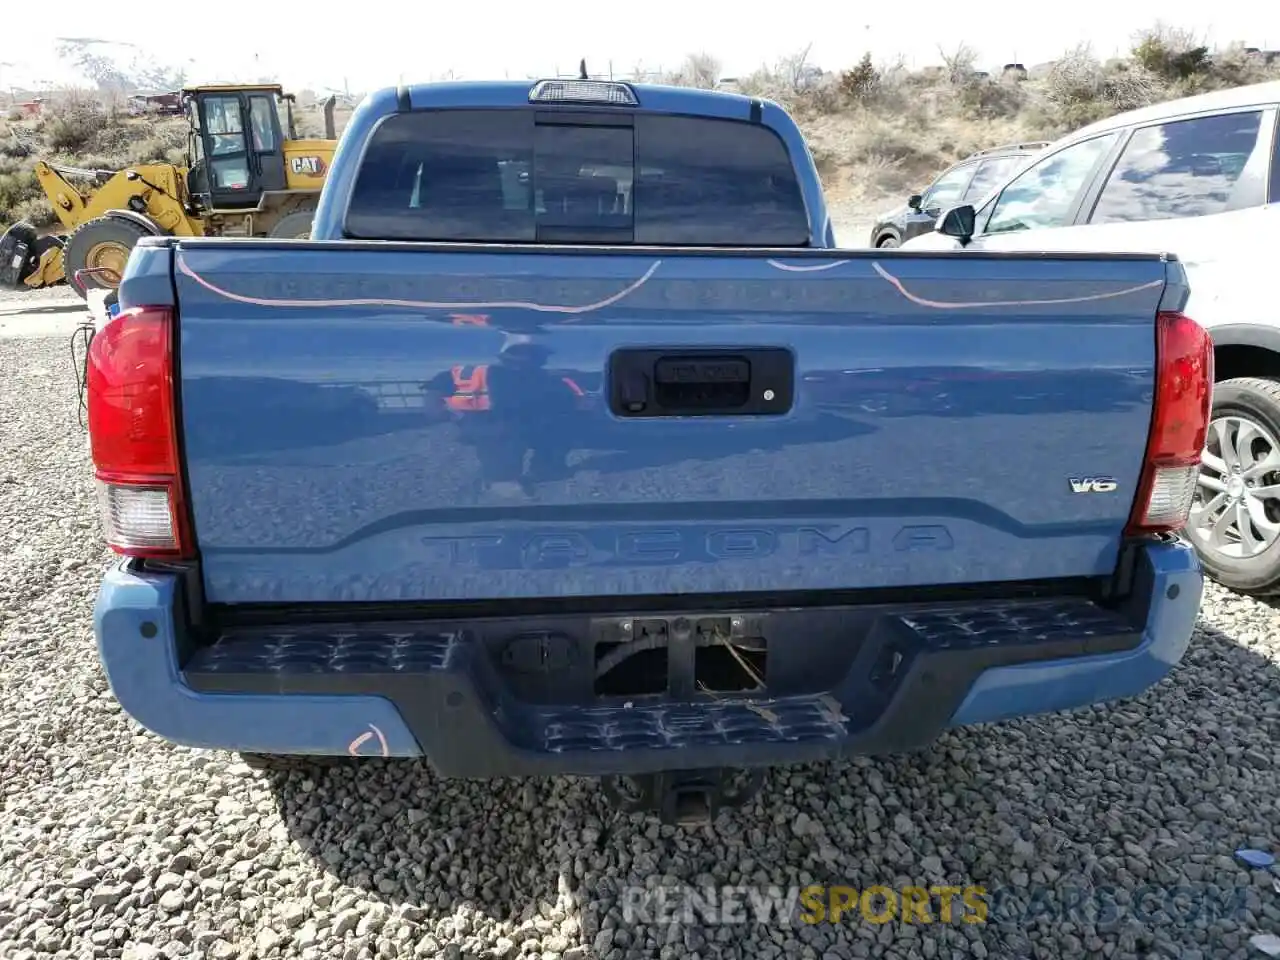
[907,193,923,212]
[937,204,977,246]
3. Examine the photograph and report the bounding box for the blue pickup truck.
[88,78,1211,823]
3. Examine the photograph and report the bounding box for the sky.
[3,0,1277,95]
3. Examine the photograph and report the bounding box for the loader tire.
[267,210,316,239]
[0,221,39,289]
[63,216,153,298]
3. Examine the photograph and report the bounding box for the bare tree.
[777,43,815,92]
[668,52,721,88]
[938,43,978,84]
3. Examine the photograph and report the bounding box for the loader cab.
[183,84,292,209]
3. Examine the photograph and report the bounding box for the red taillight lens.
[1126,310,1214,536]
[86,305,192,558]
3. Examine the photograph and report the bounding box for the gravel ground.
[2,319,1279,960]
[0,284,82,309]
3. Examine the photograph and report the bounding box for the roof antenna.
[578,59,589,79]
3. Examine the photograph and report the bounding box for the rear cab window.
[345,109,810,245]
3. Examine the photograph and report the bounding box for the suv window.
[1089,110,1269,223]
[346,109,810,245]
[1272,110,1280,203]
[983,133,1118,235]
[921,162,976,213]
[963,155,1022,202]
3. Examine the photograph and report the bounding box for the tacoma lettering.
[417,525,940,569]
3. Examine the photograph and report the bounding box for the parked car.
[867,141,1048,248]
[903,80,1280,597]
[88,78,1207,826]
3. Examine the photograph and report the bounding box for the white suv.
[903,80,1280,595]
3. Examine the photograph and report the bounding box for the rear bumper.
[93,540,1202,776]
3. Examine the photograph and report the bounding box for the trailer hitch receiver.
[601,767,765,826]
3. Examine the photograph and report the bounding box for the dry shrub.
[125,119,187,165]
[0,168,43,225]
[938,44,979,85]
[729,45,836,112]
[808,145,840,181]
[126,138,172,163]
[57,155,128,176]
[0,134,32,160]
[38,89,107,154]
[957,76,1028,119]
[822,111,950,197]
[43,113,98,154]
[799,80,845,115]
[0,169,38,208]
[666,53,721,89]
[1205,44,1280,88]
[733,68,781,100]
[7,194,55,228]
[776,45,821,92]
[838,55,881,104]
[1132,23,1210,81]
[1037,44,1161,133]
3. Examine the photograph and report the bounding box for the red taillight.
[86,305,192,558]
[1126,310,1214,536]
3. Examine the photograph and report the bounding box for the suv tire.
[1187,376,1280,595]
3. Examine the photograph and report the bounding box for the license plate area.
[591,613,770,698]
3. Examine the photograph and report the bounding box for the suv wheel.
[1187,377,1280,595]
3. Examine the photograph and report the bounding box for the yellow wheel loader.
[0,84,338,299]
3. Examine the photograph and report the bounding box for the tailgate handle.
[655,357,751,384]
[609,348,794,418]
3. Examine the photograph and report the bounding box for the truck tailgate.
[169,242,1170,604]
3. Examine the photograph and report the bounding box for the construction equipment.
[0,84,338,298]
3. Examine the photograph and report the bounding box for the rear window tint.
[345,109,810,245]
